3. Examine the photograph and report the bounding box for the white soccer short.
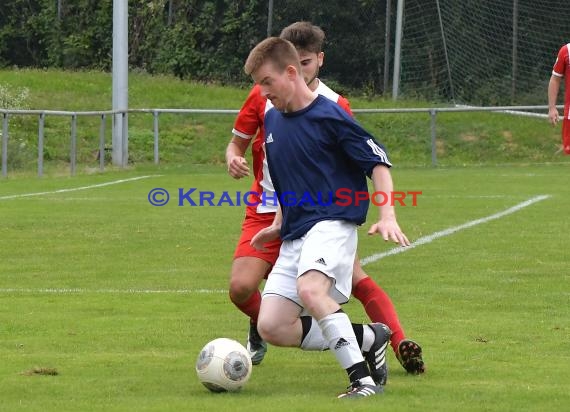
[262,219,357,312]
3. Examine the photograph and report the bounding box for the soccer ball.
[195,338,252,392]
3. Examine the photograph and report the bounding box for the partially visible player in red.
[225,21,425,374]
[548,43,570,154]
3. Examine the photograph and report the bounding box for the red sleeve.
[552,45,568,77]
[232,85,265,138]
[337,95,353,117]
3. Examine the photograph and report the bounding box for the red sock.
[232,290,261,323]
[352,276,405,355]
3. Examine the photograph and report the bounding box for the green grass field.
[1,163,569,411]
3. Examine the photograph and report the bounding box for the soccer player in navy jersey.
[227,21,424,375]
[244,37,410,399]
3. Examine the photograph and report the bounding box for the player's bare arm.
[367,165,410,247]
[226,136,251,179]
[251,204,282,251]
[548,75,562,125]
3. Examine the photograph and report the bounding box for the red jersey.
[552,44,570,119]
[231,81,352,213]
[552,44,570,154]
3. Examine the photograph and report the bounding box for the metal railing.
[0,108,238,178]
[0,105,555,178]
[1,109,118,178]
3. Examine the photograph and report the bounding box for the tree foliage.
[1,0,385,88]
[0,0,268,82]
[0,0,564,103]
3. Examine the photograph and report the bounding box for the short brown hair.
[279,21,325,54]
[244,37,300,76]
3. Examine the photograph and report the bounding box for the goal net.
[398,0,570,105]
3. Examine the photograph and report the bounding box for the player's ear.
[317,52,324,68]
[285,64,298,80]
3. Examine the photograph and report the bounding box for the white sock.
[360,376,376,386]
[361,325,375,353]
[300,319,376,354]
[318,312,365,369]
[299,318,328,351]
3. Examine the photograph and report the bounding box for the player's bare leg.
[258,293,390,397]
[258,272,383,398]
[257,295,304,346]
[298,270,383,398]
[229,256,270,365]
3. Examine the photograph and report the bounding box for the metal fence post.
[99,114,106,171]
[38,113,45,177]
[2,113,8,177]
[121,111,128,167]
[153,110,159,165]
[70,114,77,176]
[430,109,437,166]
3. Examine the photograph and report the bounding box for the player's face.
[252,62,295,112]
[297,50,324,91]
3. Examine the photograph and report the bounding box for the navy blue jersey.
[264,94,391,240]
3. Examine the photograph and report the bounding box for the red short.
[563,118,570,154]
[233,208,282,267]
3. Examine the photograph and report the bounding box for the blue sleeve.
[335,114,392,177]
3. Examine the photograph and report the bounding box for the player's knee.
[256,318,280,345]
[297,285,320,310]
[228,278,256,303]
[256,321,271,342]
[352,262,368,283]
[351,273,368,287]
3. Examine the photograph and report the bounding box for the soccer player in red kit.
[548,43,570,154]
[225,22,425,375]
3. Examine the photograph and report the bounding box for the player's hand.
[227,156,250,179]
[548,108,560,125]
[367,217,410,247]
[251,225,280,251]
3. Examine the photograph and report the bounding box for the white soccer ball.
[195,338,252,392]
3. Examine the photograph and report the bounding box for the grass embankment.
[0,69,568,177]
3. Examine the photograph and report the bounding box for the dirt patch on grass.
[502,130,513,140]
[436,138,446,156]
[502,130,518,150]
[21,367,59,376]
[461,133,479,142]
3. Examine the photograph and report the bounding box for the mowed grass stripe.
[0,194,550,295]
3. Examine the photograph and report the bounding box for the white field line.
[360,194,551,266]
[0,194,550,295]
[430,195,508,199]
[0,175,162,201]
[0,288,226,294]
